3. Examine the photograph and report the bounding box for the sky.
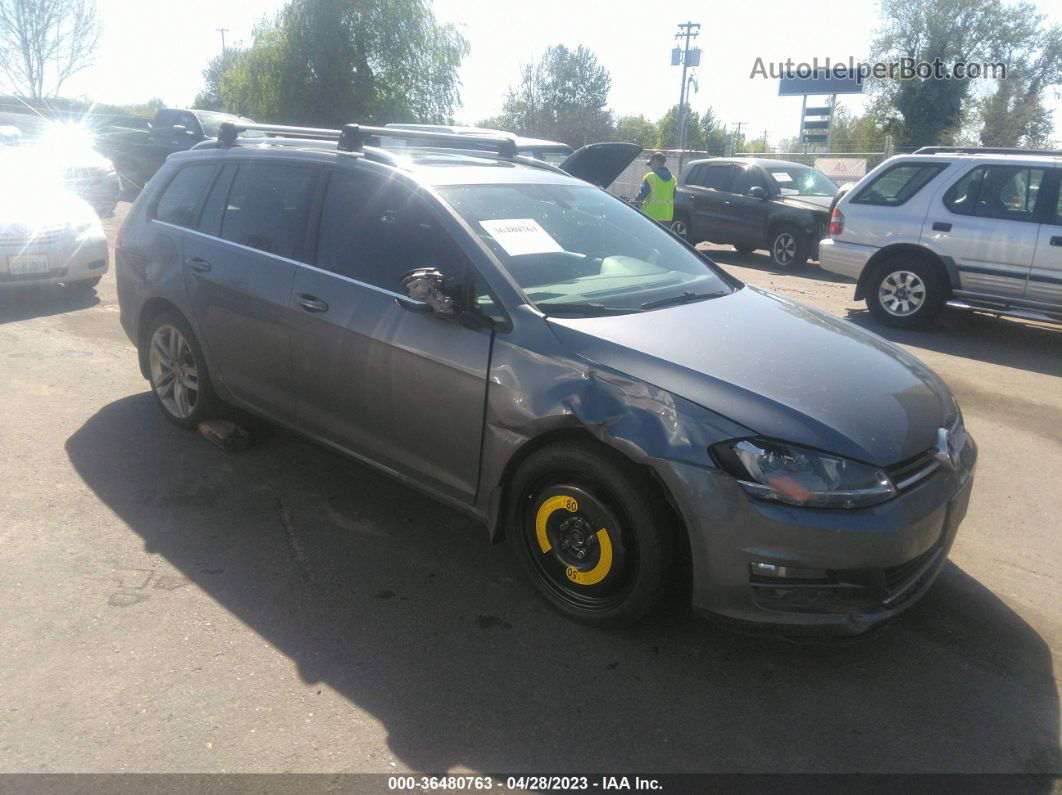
[63,0,1062,147]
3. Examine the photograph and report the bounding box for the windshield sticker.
[479,218,564,256]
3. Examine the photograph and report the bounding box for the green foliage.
[871,0,1058,148]
[495,45,614,146]
[656,104,704,150]
[613,114,657,148]
[212,0,468,126]
[700,107,727,155]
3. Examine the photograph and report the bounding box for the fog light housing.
[750,562,830,580]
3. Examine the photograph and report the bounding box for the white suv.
[819,147,1062,328]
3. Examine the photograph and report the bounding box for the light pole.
[672,21,700,168]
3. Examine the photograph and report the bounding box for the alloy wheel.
[878,270,927,317]
[772,232,797,266]
[670,219,688,239]
[148,324,200,419]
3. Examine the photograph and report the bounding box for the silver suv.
[116,122,976,636]
[820,147,1062,328]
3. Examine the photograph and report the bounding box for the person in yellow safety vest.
[635,152,676,223]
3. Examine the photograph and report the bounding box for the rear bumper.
[819,238,874,281]
[655,434,977,637]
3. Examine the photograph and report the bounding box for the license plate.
[8,254,50,274]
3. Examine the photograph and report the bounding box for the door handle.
[295,294,329,313]
[1050,236,1062,247]
[932,222,952,232]
[185,257,212,273]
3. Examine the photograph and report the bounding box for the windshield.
[195,111,264,138]
[766,166,836,197]
[438,183,734,316]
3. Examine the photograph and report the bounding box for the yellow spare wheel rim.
[525,485,629,606]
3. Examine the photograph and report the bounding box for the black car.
[671,158,837,268]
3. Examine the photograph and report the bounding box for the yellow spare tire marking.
[535,495,579,553]
[565,530,613,586]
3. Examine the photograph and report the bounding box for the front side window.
[943,167,985,215]
[438,182,734,316]
[733,167,767,195]
[851,162,945,206]
[220,163,317,259]
[765,166,836,197]
[154,164,217,228]
[315,170,467,292]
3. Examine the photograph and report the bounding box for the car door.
[685,163,735,242]
[181,159,319,424]
[721,165,771,246]
[929,163,1045,297]
[289,165,493,503]
[1025,168,1062,307]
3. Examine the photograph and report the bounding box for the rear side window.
[851,162,946,206]
[692,165,733,191]
[154,164,217,228]
[220,163,318,259]
[976,166,1044,221]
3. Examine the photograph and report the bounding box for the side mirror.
[398,267,456,319]
[748,186,768,200]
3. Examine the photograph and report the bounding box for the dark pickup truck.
[98,108,258,191]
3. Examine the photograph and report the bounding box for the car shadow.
[699,246,850,283]
[843,307,1062,379]
[65,394,1061,776]
[0,283,100,324]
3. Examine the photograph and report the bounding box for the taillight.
[828,207,844,237]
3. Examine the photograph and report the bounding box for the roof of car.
[887,152,1062,166]
[685,157,817,170]
[172,141,581,188]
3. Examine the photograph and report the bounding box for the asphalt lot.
[1,201,1060,776]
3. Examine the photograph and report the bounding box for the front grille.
[887,448,940,492]
[0,227,66,247]
[882,539,945,607]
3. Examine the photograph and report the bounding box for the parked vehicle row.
[114,122,976,636]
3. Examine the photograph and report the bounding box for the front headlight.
[73,216,104,239]
[711,438,896,509]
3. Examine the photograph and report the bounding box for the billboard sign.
[779,67,864,96]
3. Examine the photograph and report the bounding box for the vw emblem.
[934,426,962,471]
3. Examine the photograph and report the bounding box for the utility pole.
[217,27,230,54]
[673,20,700,167]
[733,121,745,153]
[762,130,768,152]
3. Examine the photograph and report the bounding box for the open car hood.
[559,142,642,188]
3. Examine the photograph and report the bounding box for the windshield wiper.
[640,291,726,310]
[540,302,642,317]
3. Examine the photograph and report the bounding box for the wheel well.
[855,244,951,301]
[135,297,181,378]
[488,430,692,590]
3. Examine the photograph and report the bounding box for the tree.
[495,45,614,146]
[613,114,657,148]
[194,50,244,110]
[214,0,468,126]
[0,0,101,98]
[978,22,1062,146]
[700,107,727,155]
[870,0,1053,148]
[656,104,705,151]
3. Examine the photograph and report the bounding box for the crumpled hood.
[779,194,833,213]
[547,286,957,466]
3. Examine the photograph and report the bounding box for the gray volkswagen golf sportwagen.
[116,123,976,635]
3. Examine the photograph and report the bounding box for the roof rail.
[913,145,1062,156]
[217,120,518,158]
[338,124,517,157]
